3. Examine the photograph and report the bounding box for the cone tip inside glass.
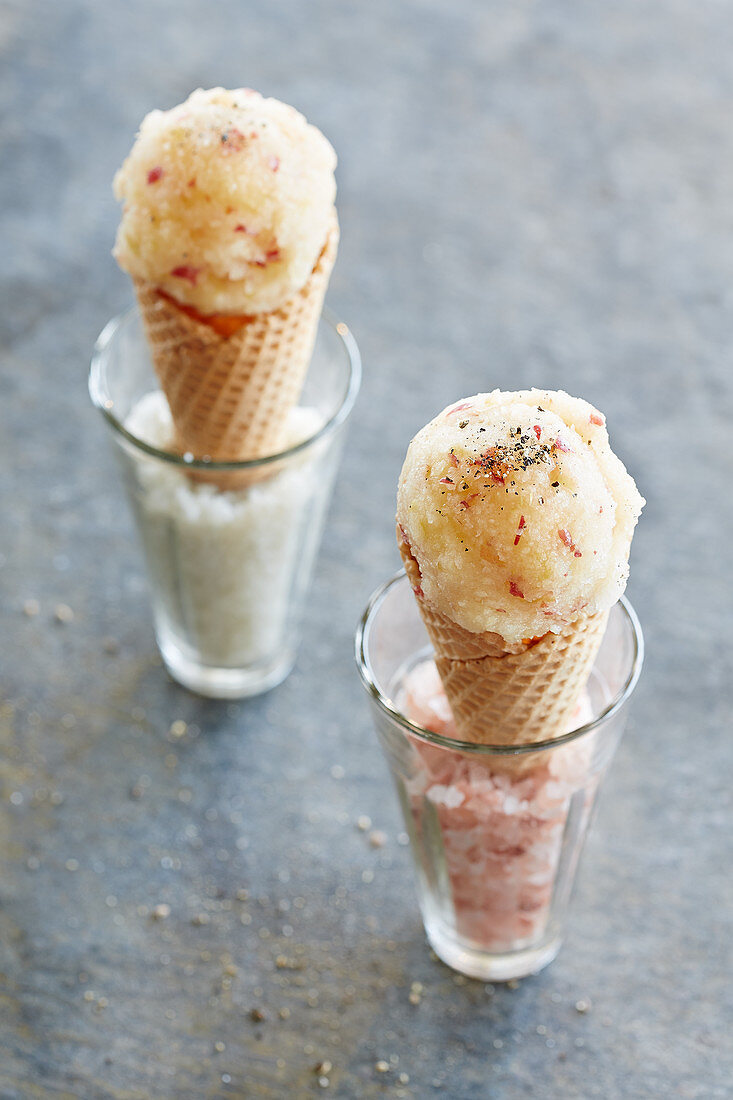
[89,308,361,472]
[355,571,644,756]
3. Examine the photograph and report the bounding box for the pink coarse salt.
[398,660,597,954]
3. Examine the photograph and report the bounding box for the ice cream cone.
[134,214,338,489]
[398,528,608,775]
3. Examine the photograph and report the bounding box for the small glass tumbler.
[355,572,643,981]
[90,307,360,699]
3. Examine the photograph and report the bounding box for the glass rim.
[355,570,644,756]
[88,305,361,470]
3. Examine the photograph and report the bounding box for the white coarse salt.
[124,392,326,668]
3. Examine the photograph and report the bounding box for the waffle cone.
[134,213,338,489]
[397,527,608,775]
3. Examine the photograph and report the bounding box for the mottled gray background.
[1,1,731,1097]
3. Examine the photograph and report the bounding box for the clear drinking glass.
[355,572,643,981]
[90,307,360,699]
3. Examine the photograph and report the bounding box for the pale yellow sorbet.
[113,88,337,315]
[397,390,644,644]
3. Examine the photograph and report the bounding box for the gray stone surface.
[1,0,731,1096]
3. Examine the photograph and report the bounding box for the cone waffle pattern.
[397,528,608,773]
[134,215,338,473]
